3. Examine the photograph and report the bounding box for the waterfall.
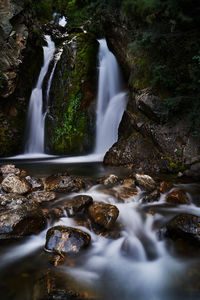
[24,35,55,154]
[95,39,127,154]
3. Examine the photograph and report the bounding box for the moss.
[131,53,152,90]
[48,32,99,154]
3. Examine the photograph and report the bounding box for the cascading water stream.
[24,35,55,154]
[95,39,127,154]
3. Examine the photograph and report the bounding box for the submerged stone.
[45,226,91,255]
[87,202,119,230]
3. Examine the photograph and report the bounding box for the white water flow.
[95,39,127,154]
[24,35,55,154]
[1,183,200,299]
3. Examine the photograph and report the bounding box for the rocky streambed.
[0,163,200,299]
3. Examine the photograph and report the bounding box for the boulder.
[1,174,31,194]
[166,214,200,244]
[45,226,91,255]
[136,90,161,122]
[165,189,190,205]
[0,197,46,240]
[141,189,160,203]
[28,191,56,203]
[87,202,119,230]
[45,175,83,193]
[135,174,156,192]
[65,195,93,217]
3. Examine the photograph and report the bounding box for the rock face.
[0,195,46,240]
[46,32,99,154]
[45,226,91,255]
[0,0,43,156]
[87,202,119,230]
[103,16,200,174]
[65,195,93,217]
[1,174,31,194]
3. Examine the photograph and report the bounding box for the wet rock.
[45,226,91,255]
[160,181,173,194]
[25,176,44,191]
[113,178,138,201]
[99,174,119,186]
[42,208,65,220]
[65,195,93,217]
[135,174,156,192]
[166,214,200,244]
[28,191,56,203]
[0,164,21,177]
[45,175,83,193]
[121,238,144,260]
[0,198,46,240]
[1,174,31,194]
[87,202,119,230]
[165,189,190,205]
[141,189,160,203]
[0,193,27,210]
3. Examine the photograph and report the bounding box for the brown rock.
[160,181,173,194]
[87,202,119,230]
[45,226,91,255]
[65,195,93,217]
[165,189,190,205]
[135,174,156,192]
[166,213,200,244]
[28,191,56,203]
[0,164,20,177]
[45,175,83,193]
[1,174,31,194]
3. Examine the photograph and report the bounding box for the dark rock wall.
[0,0,43,156]
[103,15,200,176]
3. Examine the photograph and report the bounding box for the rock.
[183,162,200,179]
[113,178,138,201]
[1,174,31,194]
[28,191,56,203]
[160,181,173,194]
[25,176,44,191]
[136,90,161,122]
[0,198,46,240]
[165,189,190,205]
[166,214,200,244]
[42,208,65,219]
[45,175,83,193]
[100,174,119,186]
[87,202,119,230]
[135,174,156,192]
[45,226,91,255]
[65,195,93,217]
[141,189,160,203]
[0,164,21,177]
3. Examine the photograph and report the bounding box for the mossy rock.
[46,32,99,155]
